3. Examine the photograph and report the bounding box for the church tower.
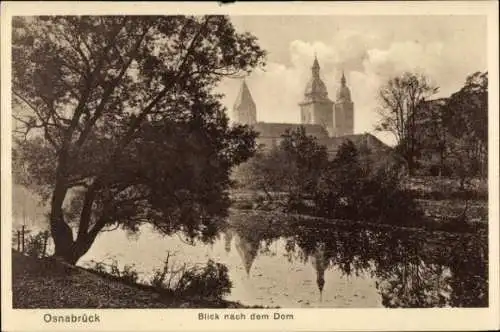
[333,72,354,136]
[233,79,257,125]
[299,56,334,135]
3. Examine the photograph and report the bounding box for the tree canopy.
[12,15,266,263]
[444,71,488,179]
[376,72,439,175]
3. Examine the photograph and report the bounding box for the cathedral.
[232,56,388,157]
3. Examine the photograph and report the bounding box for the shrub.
[148,252,176,290]
[147,255,233,301]
[88,260,139,284]
[175,260,232,300]
[25,230,50,258]
[358,167,422,225]
[120,264,140,284]
[313,141,422,226]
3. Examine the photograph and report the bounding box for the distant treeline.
[376,71,487,179]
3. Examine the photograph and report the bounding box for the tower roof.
[312,55,320,74]
[303,56,330,102]
[234,79,256,110]
[336,71,351,102]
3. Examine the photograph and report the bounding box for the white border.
[1,2,499,331]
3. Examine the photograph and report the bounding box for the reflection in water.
[234,233,259,275]
[79,210,487,308]
[311,242,328,301]
[223,228,233,254]
[229,211,488,308]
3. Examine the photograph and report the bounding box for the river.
[72,209,487,308]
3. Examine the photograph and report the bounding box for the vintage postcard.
[1,1,499,331]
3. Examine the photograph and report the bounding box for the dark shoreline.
[12,250,267,309]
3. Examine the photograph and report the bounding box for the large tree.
[12,16,266,264]
[444,71,488,179]
[376,72,439,175]
[234,127,328,211]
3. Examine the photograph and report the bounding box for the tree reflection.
[311,242,328,299]
[223,228,234,254]
[234,233,259,275]
[280,217,487,307]
[228,211,281,276]
[223,211,487,307]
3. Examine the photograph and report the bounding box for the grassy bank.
[230,176,488,232]
[12,250,254,309]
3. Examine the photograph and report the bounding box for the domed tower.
[233,79,257,125]
[299,56,334,135]
[333,71,354,136]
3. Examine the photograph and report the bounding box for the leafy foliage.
[88,259,140,284]
[276,213,488,308]
[24,230,51,258]
[175,260,232,300]
[146,254,232,300]
[443,71,488,180]
[235,127,328,212]
[12,15,266,264]
[314,140,422,225]
[236,130,420,226]
[375,72,439,175]
[377,71,488,179]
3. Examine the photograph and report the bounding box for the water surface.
[78,210,487,308]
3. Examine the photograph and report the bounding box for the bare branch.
[12,92,60,149]
[75,24,151,149]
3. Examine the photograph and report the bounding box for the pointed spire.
[336,70,352,102]
[313,243,327,297]
[312,54,320,78]
[235,234,259,276]
[234,79,255,109]
[233,77,257,125]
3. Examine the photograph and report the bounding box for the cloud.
[218,28,485,146]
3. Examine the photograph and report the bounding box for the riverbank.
[12,250,254,309]
[230,176,488,233]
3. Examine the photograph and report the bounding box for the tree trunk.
[51,217,77,263]
[50,178,77,263]
[405,154,415,177]
[50,197,97,265]
[51,228,97,265]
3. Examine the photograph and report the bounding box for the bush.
[148,255,232,301]
[88,260,139,284]
[313,141,422,226]
[148,253,176,290]
[175,260,232,300]
[120,264,140,284]
[358,167,422,225]
[88,255,232,301]
[25,230,50,258]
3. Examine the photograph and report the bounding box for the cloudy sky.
[216,15,487,145]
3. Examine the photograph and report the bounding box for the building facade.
[233,79,257,125]
[298,57,335,135]
[232,56,387,157]
[334,72,354,137]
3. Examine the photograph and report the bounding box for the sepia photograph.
[1,1,499,331]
